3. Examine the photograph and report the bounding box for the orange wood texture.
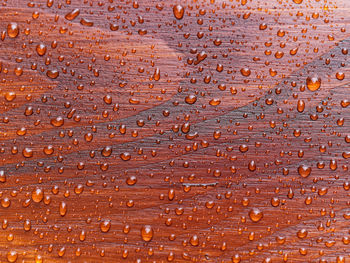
[1,0,350,262]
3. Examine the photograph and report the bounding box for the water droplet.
[297,99,305,112]
[185,95,197,104]
[7,23,19,38]
[240,67,251,77]
[4,92,16,102]
[190,235,199,246]
[306,76,321,91]
[65,8,80,21]
[59,201,67,216]
[173,5,184,20]
[22,148,33,158]
[120,152,131,161]
[101,146,112,157]
[336,72,345,80]
[46,70,59,79]
[7,251,18,262]
[298,165,311,178]
[32,188,44,203]
[297,229,308,239]
[141,225,153,242]
[249,208,263,222]
[100,220,111,233]
[34,255,43,263]
[50,117,64,127]
[36,43,47,56]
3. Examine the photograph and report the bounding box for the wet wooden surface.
[1,0,350,262]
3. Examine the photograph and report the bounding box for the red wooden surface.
[1,0,350,262]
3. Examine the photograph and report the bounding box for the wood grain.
[1,0,350,262]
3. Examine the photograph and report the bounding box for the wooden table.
[0,0,350,262]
